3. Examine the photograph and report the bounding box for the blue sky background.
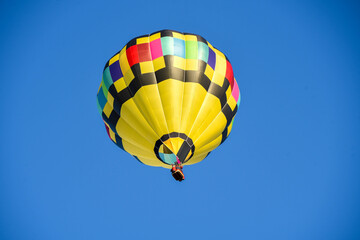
[1,0,359,239]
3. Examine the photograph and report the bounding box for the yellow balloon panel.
[183,152,209,166]
[136,155,170,168]
[157,79,184,134]
[115,118,153,152]
[194,113,227,149]
[120,99,160,143]
[131,85,170,137]
[188,94,222,141]
[180,83,208,134]
[121,139,156,159]
[195,135,223,157]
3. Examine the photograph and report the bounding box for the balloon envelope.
[97,30,240,168]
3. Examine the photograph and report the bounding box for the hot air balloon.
[96,30,240,181]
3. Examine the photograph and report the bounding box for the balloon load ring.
[154,132,195,165]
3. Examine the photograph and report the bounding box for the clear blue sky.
[1,0,359,239]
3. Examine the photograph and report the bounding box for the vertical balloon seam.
[104,44,166,164]
[183,151,209,166]
[146,33,177,157]
[116,40,166,148]
[99,84,156,155]
[115,102,159,146]
[189,57,238,158]
[100,104,160,160]
[177,33,187,155]
[185,132,227,165]
[193,84,238,146]
[181,32,209,162]
[185,52,218,143]
[184,42,222,146]
[176,32,191,161]
[124,34,175,165]
[118,136,154,158]
[193,84,238,148]
[180,33,202,144]
[180,39,211,145]
[101,79,157,148]
[113,121,155,154]
[113,44,164,145]
[193,135,221,155]
[100,52,159,147]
